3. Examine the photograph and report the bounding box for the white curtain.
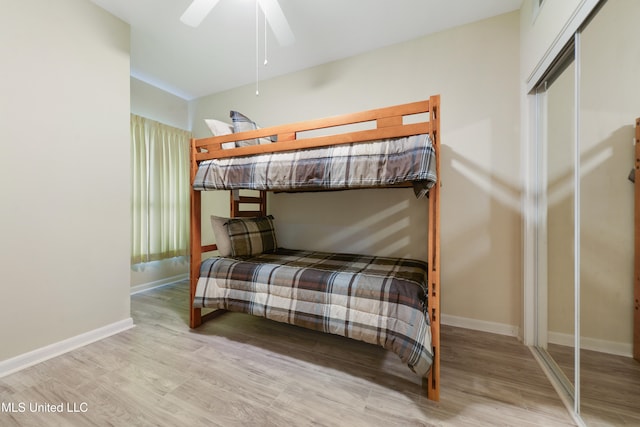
[131,115,191,264]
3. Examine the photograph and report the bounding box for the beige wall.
[131,77,190,130]
[0,0,131,360]
[191,12,522,329]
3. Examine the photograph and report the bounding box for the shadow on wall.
[439,143,522,319]
[271,187,428,260]
[546,124,634,345]
[313,197,413,254]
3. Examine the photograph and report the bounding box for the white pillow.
[205,119,234,135]
[210,216,232,256]
[204,119,235,149]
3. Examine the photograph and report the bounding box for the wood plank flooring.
[548,343,640,426]
[0,281,576,426]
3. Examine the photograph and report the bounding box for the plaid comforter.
[194,248,433,377]
[193,134,437,199]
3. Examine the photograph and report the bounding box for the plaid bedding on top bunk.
[193,134,437,199]
[193,248,433,377]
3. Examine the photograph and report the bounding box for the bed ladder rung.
[231,190,267,218]
[235,211,264,217]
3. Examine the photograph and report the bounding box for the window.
[130,115,191,264]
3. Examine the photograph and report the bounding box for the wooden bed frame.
[189,96,441,400]
[635,117,640,362]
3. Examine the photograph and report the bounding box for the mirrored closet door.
[578,0,639,424]
[535,51,577,392]
[532,0,640,425]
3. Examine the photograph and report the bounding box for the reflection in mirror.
[546,58,575,390]
[541,59,576,388]
[533,1,640,423]
[578,0,640,425]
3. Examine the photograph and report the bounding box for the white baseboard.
[130,273,188,295]
[441,314,520,338]
[0,318,134,379]
[548,331,633,358]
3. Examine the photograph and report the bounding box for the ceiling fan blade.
[180,0,221,27]
[257,0,295,46]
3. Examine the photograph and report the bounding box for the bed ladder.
[230,190,267,218]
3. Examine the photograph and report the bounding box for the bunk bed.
[189,96,441,400]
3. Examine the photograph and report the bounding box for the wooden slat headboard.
[193,99,436,162]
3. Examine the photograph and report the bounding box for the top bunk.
[190,95,440,198]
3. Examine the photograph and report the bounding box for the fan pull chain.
[255,0,259,96]
[264,13,268,66]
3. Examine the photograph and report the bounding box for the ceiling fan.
[180,0,296,46]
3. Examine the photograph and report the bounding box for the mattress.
[193,248,433,376]
[192,134,437,198]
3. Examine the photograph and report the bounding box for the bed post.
[426,94,441,401]
[190,138,202,328]
[635,118,640,362]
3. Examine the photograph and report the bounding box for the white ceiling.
[91,0,523,100]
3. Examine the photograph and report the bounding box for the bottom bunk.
[193,246,434,378]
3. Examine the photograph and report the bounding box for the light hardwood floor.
[0,281,576,426]
[548,343,640,426]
